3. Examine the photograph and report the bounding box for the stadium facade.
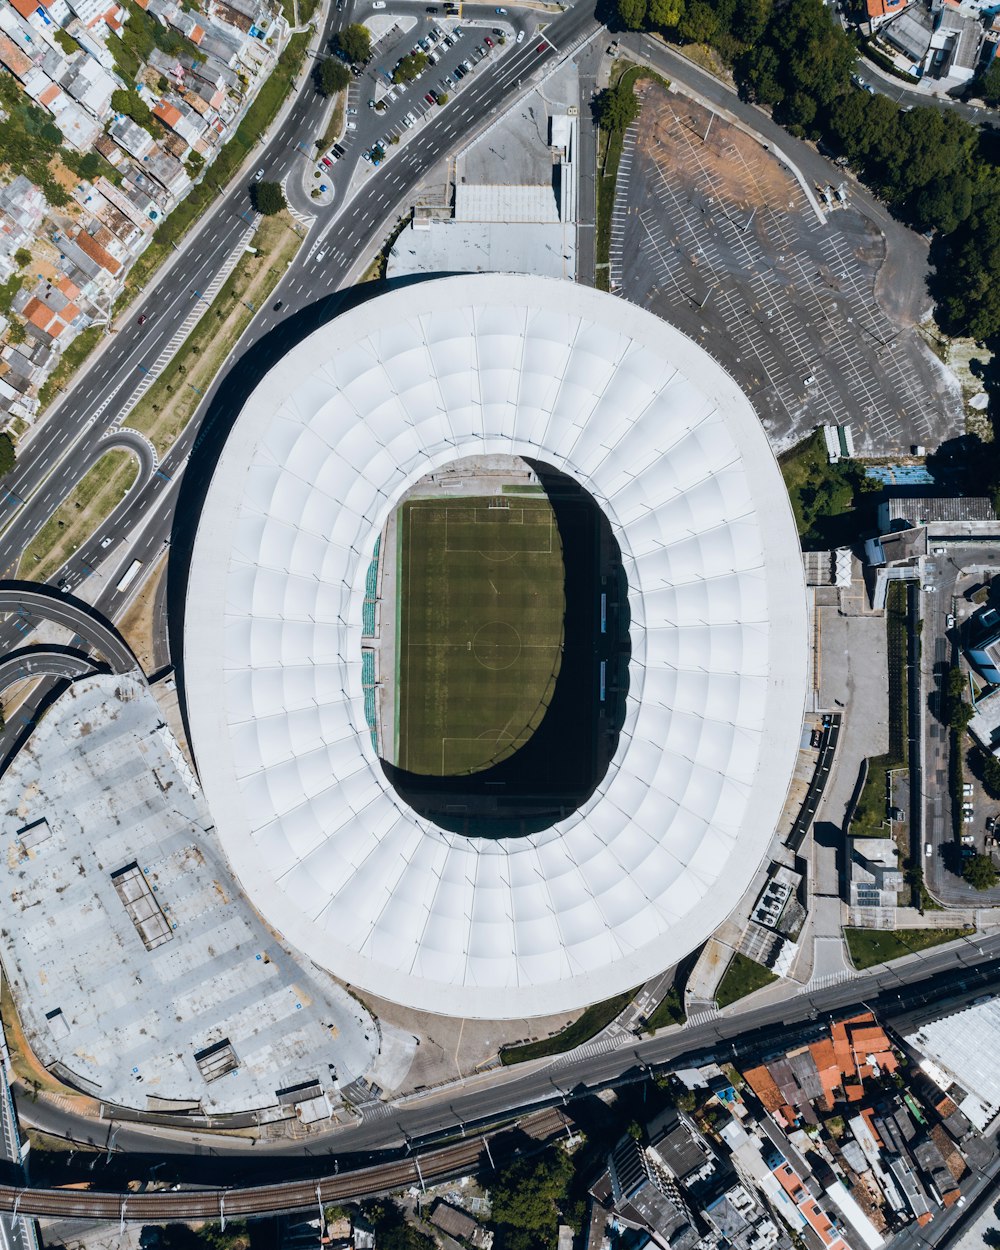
[183,274,809,1020]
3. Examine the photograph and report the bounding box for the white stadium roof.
[184,274,808,1020]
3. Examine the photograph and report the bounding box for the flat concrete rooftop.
[0,674,395,1117]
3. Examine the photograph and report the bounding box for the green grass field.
[397,494,565,776]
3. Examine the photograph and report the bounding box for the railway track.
[2,1107,571,1222]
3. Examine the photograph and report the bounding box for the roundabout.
[182,273,809,1020]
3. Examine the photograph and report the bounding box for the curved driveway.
[0,583,137,675]
[0,646,100,694]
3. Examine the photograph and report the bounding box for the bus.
[116,559,143,594]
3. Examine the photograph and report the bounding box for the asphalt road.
[0,3,600,623]
[17,930,1000,1167]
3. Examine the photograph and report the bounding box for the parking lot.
[307,11,528,195]
[612,88,962,454]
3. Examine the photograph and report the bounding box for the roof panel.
[183,275,808,1019]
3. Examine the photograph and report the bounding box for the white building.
[183,274,809,1020]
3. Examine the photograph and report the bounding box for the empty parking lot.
[612,87,962,454]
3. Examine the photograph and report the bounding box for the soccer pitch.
[396,494,566,777]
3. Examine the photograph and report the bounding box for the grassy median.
[128,211,302,455]
[19,448,138,583]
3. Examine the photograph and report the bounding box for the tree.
[678,0,718,43]
[596,82,640,132]
[933,195,1000,341]
[0,433,14,478]
[316,57,351,95]
[393,51,428,82]
[437,92,449,104]
[13,248,31,268]
[617,0,648,28]
[982,750,1000,798]
[913,174,972,235]
[334,22,371,62]
[648,0,684,29]
[251,180,285,215]
[964,853,998,891]
[110,87,151,126]
[359,1202,433,1250]
[974,59,1000,107]
[490,1150,575,1250]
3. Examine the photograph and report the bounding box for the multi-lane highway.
[5,934,1000,1218]
[0,0,600,645]
[17,931,1000,1161]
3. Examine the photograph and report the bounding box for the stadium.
[182,273,809,1021]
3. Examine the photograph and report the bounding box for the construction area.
[612,86,961,455]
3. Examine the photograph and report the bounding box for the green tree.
[393,51,428,82]
[934,196,1000,341]
[359,1202,433,1250]
[596,82,640,132]
[617,0,649,28]
[334,22,371,62]
[437,92,449,104]
[251,180,285,215]
[678,0,718,43]
[914,174,972,234]
[964,853,998,890]
[982,751,1000,798]
[490,1150,575,1250]
[0,433,14,478]
[110,87,152,126]
[13,248,31,268]
[316,57,351,95]
[648,0,684,29]
[974,59,1000,106]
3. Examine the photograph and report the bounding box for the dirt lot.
[612,86,963,454]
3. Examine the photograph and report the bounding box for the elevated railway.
[1,1107,570,1222]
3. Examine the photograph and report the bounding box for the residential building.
[607,1135,700,1250]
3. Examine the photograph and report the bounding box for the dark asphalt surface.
[17,930,1000,1169]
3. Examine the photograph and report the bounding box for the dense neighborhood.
[0,0,288,424]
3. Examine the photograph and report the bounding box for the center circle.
[473,621,522,670]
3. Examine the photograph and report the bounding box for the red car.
[424,92,434,103]
[537,42,546,51]
[322,156,333,167]
[137,314,147,325]
[484,35,493,46]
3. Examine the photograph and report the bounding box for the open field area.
[844,927,972,969]
[129,212,301,455]
[397,494,565,777]
[716,953,777,1008]
[612,86,961,455]
[19,448,137,582]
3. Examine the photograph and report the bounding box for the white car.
[372,1,385,7]
[346,120,357,129]
[347,106,358,114]
[515,28,524,41]
[316,246,329,262]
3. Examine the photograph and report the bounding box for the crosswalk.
[801,969,856,993]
